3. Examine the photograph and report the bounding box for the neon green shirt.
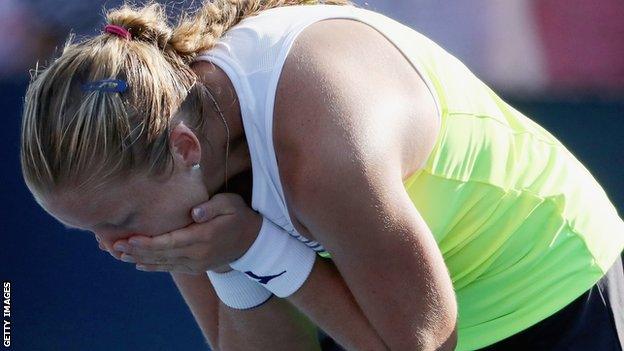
[314,6,624,350]
[400,29,624,349]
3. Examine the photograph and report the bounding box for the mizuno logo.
[244,270,287,284]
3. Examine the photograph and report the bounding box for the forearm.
[171,272,320,351]
[218,296,320,351]
[171,272,219,348]
[288,257,389,351]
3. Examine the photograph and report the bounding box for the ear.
[169,122,201,168]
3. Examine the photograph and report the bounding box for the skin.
[37,19,457,350]
[275,20,456,350]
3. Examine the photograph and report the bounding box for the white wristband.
[206,269,273,310]
[230,217,317,298]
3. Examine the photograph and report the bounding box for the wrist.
[236,211,263,261]
[230,217,317,298]
[206,269,273,310]
[212,264,233,273]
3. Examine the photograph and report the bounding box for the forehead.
[39,177,151,230]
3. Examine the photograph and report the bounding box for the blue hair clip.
[82,78,128,93]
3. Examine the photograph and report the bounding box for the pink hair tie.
[104,24,131,40]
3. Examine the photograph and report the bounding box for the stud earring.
[192,163,201,170]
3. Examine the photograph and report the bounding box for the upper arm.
[273,19,457,350]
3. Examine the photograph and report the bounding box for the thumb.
[191,206,207,223]
[191,193,237,223]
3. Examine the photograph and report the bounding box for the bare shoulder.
[273,18,440,183]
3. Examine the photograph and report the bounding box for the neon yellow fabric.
[399,33,624,349]
[312,7,624,350]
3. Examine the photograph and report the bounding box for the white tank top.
[192,4,440,255]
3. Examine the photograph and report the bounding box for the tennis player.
[20,1,624,350]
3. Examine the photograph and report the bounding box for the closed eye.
[95,211,138,231]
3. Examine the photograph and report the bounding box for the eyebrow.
[58,211,138,231]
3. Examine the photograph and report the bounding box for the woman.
[20,1,624,350]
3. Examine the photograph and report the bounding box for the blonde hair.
[21,0,352,197]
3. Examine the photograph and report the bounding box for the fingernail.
[192,207,205,221]
[136,265,146,271]
[120,254,135,263]
[114,243,129,252]
[128,238,140,246]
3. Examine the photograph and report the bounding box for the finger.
[110,250,122,260]
[94,234,107,252]
[191,192,240,223]
[112,235,145,256]
[135,263,174,272]
[136,262,197,274]
[121,245,201,263]
[123,242,206,260]
[107,242,124,260]
[129,253,194,266]
[124,229,203,251]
